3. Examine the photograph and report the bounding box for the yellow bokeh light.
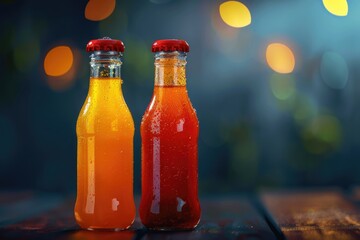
[44,46,73,77]
[211,5,238,40]
[266,43,295,74]
[219,1,251,28]
[322,0,348,16]
[85,0,116,21]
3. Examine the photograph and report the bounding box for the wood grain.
[262,189,360,240]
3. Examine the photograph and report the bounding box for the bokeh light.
[266,43,295,74]
[302,114,342,154]
[212,5,238,40]
[219,1,251,28]
[270,73,296,100]
[85,0,116,21]
[44,46,73,77]
[320,52,348,90]
[13,38,40,72]
[322,0,348,16]
[44,46,80,91]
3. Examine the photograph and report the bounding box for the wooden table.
[1,189,360,239]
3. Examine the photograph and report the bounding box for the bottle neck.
[154,51,187,86]
[90,51,122,79]
[87,78,123,103]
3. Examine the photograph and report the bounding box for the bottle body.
[140,50,201,230]
[75,47,135,230]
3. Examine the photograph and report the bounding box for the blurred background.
[0,0,359,195]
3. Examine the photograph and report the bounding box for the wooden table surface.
[1,189,360,240]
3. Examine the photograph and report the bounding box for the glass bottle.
[75,38,135,230]
[140,39,201,230]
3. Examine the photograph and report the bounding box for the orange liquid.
[75,78,135,230]
[140,86,201,230]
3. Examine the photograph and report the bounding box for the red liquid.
[140,86,200,230]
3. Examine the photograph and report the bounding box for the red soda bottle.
[139,39,201,230]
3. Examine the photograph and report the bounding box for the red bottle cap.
[86,37,125,52]
[152,39,190,53]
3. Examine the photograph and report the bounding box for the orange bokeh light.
[46,49,81,91]
[44,46,73,77]
[266,43,295,74]
[85,0,116,21]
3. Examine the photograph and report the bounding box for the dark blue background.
[0,0,359,194]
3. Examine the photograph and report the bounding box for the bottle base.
[146,226,196,231]
[144,220,200,231]
[86,226,131,231]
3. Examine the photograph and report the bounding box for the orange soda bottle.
[75,37,135,230]
[140,39,201,230]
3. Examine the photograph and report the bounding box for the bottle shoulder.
[76,96,134,136]
[141,94,199,135]
[142,93,197,118]
[78,94,133,116]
